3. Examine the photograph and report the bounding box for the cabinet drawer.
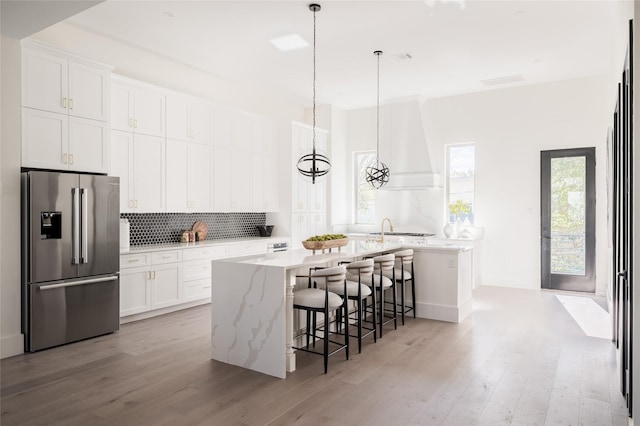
[120,253,151,269]
[151,250,182,264]
[184,278,211,301]
[183,260,211,282]
[228,241,265,257]
[183,245,228,261]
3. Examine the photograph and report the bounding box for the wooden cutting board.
[192,221,208,240]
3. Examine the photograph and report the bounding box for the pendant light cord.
[312,7,317,156]
[376,51,380,166]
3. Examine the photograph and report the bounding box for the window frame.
[445,143,476,224]
[353,150,377,225]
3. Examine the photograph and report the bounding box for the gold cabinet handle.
[63,153,68,164]
[129,118,134,128]
[134,119,138,129]
[69,154,74,165]
[62,98,67,108]
[69,99,74,110]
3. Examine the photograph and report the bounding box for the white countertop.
[214,240,470,269]
[120,236,289,254]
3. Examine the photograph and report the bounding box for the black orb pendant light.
[366,50,390,189]
[296,3,330,184]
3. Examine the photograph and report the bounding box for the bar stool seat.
[293,265,349,374]
[384,249,415,325]
[363,253,397,337]
[334,259,377,353]
[295,288,344,309]
[347,273,392,289]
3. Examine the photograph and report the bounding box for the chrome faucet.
[380,217,394,243]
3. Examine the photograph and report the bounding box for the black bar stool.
[293,265,349,373]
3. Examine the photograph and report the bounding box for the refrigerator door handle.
[72,187,80,265]
[38,275,118,291]
[81,188,88,264]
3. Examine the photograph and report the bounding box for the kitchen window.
[446,143,475,224]
[354,151,376,224]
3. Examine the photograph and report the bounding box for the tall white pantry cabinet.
[21,41,111,174]
[291,122,329,249]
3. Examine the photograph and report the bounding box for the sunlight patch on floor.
[556,294,610,339]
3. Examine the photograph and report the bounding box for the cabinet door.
[120,266,151,316]
[214,107,233,146]
[253,119,277,154]
[252,153,279,212]
[166,93,189,141]
[21,108,67,170]
[189,99,214,145]
[68,117,109,173]
[110,130,134,212]
[233,112,254,150]
[213,146,232,211]
[68,61,109,121]
[111,81,134,132]
[291,213,310,250]
[133,86,165,137]
[263,154,279,212]
[188,143,213,211]
[151,263,182,309]
[231,149,252,211]
[133,134,165,212]
[165,139,189,212]
[21,48,68,115]
[309,213,327,238]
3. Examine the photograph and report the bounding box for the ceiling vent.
[392,53,413,61]
[481,74,524,86]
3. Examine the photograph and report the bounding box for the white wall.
[1,34,25,357]
[339,75,611,294]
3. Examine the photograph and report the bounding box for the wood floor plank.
[1,286,629,426]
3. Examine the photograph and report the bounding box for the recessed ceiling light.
[163,11,175,18]
[270,34,309,52]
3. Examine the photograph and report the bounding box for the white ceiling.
[13,1,635,109]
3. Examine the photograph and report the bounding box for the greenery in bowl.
[306,233,347,242]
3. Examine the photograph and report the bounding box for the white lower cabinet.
[151,262,182,309]
[120,250,182,317]
[120,240,286,321]
[119,265,151,316]
[182,261,212,302]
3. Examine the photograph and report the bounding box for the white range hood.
[380,171,442,190]
[376,100,442,190]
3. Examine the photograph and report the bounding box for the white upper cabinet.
[166,139,213,212]
[111,76,165,137]
[166,93,213,145]
[111,130,165,213]
[21,42,111,173]
[214,107,253,150]
[22,44,110,122]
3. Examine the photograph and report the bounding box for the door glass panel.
[550,156,586,275]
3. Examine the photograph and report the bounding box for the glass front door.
[541,148,595,292]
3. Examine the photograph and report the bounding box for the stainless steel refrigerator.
[21,170,120,352]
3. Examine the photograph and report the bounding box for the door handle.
[618,270,628,280]
[39,275,118,291]
[81,188,88,264]
[72,187,80,264]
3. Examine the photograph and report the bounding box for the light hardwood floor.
[1,286,629,426]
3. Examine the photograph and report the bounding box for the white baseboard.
[1,333,24,359]
[120,298,210,324]
[415,299,473,323]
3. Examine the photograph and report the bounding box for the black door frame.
[540,147,596,292]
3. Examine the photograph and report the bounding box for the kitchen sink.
[368,232,435,237]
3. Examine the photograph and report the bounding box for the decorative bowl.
[257,225,274,237]
[302,237,349,254]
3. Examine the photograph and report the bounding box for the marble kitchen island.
[211,240,472,378]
